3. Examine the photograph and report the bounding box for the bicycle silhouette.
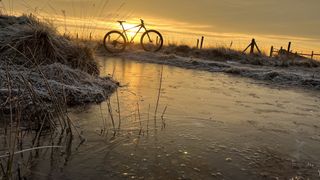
[103,19,163,53]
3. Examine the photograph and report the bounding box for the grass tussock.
[0,14,99,75]
[164,44,247,61]
[0,14,118,121]
[274,56,320,68]
[0,14,118,179]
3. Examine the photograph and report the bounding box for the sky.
[127,0,320,39]
[2,0,320,51]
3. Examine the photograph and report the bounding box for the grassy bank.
[0,14,118,179]
[93,42,320,90]
[0,14,118,120]
[92,39,320,68]
[162,44,320,68]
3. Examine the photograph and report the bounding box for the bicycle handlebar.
[140,19,144,24]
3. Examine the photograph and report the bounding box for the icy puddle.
[37,57,320,179]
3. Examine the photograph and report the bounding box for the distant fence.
[195,36,320,60]
[269,42,320,59]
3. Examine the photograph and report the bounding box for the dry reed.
[0,14,118,179]
[153,65,164,129]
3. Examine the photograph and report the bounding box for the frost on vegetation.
[0,14,118,119]
[112,46,320,90]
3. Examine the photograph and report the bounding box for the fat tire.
[103,30,127,53]
[140,30,163,52]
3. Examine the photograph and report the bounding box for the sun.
[121,23,140,40]
[126,30,136,39]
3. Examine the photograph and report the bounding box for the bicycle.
[103,19,163,53]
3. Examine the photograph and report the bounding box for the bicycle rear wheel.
[140,30,163,52]
[103,31,127,53]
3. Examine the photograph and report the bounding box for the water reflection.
[58,57,320,179]
[3,57,320,179]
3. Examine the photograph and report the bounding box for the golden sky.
[2,0,320,51]
[130,0,320,38]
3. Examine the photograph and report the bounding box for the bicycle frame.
[118,19,151,43]
[103,19,163,53]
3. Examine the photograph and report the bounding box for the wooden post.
[196,39,199,49]
[287,42,291,54]
[311,51,314,60]
[200,36,204,49]
[76,33,79,40]
[250,39,255,54]
[89,32,92,40]
[243,38,255,54]
[270,46,274,57]
[279,46,283,55]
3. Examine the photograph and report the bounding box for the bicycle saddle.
[117,20,126,23]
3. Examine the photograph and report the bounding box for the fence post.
[311,51,314,60]
[270,46,274,57]
[76,33,79,40]
[250,39,255,54]
[196,39,199,49]
[279,46,283,55]
[287,42,291,54]
[243,38,257,54]
[89,32,92,40]
[200,36,204,49]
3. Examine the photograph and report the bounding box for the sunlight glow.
[121,23,141,40]
[6,3,320,56]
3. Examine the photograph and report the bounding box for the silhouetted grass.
[1,14,100,75]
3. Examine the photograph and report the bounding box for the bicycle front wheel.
[103,31,127,53]
[140,30,163,52]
